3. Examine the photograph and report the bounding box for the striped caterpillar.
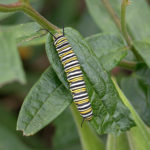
[43,29,93,125]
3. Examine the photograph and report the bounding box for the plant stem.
[121,0,132,47]
[0,2,59,32]
[121,0,143,60]
[102,0,121,31]
[119,60,138,70]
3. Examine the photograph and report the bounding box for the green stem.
[119,60,138,70]
[0,2,59,32]
[102,0,121,31]
[121,0,132,47]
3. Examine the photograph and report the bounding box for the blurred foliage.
[1,0,150,150]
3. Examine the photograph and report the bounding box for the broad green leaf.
[125,0,150,41]
[53,108,81,150]
[0,103,17,132]
[133,41,150,68]
[0,103,49,150]
[127,126,150,150]
[106,133,130,150]
[86,33,127,71]
[115,0,150,41]
[0,123,31,150]
[71,103,105,150]
[121,76,150,126]
[17,35,46,47]
[85,0,119,34]
[11,22,42,41]
[76,11,100,37]
[0,72,40,96]
[46,27,134,135]
[0,31,26,86]
[1,22,46,46]
[17,67,72,136]
[112,78,150,149]
[0,12,15,21]
[136,66,150,86]
[86,0,150,41]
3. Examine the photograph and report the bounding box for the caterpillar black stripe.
[47,29,93,122]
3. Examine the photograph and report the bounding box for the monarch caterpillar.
[42,28,93,125]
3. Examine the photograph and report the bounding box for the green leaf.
[125,0,150,41]
[136,66,150,86]
[0,12,15,21]
[53,108,82,150]
[0,103,17,132]
[85,33,127,71]
[0,103,49,150]
[11,22,43,43]
[133,41,150,68]
[0,72,40,96]
[85,0,119,34]
[1,22,46,46]
[106,133,130,150]
[17,67,72,136]
[71,103,105,150]
[127,126,150,150]
[0,123,31,150]
[0,31,26,86]
[45,27,134,135]
[86,0,150,41]
[121,75,150,126]
[112,78,150,149]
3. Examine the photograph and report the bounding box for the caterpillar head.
[53,33,66,45]
[53,33,63,39]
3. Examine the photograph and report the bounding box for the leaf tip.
[16,128,34,136]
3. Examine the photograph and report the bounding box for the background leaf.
[127,126,150,150]
[113,78,150,149]
[85,0,119,34]
[53,108,82,150]
[0,31,26,86]
[17,67,72,136]
[1,22,46,46]
[46,27,134,135]
[0,103,50,150]
[136,66,150,86]
[121,74,150,126]
[86,0,150,41]
[106,133,130,150]
[125,0,150,41]
[0,123,32,150]
[133,41,150,68]
[86,33,127,71]
[71,103,105,150]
